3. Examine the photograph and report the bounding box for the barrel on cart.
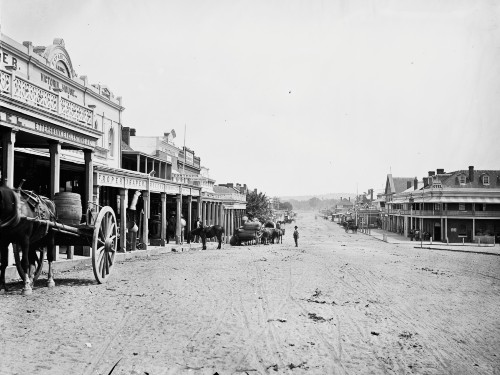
[12,191,118,284]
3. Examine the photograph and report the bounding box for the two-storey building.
[386,167,500,243]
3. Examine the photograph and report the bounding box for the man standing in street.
[293,226,299,247]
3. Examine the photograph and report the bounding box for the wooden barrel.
[54,192,82,225]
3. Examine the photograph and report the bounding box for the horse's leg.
[217,235,222,249]
[28,244,37,287]
[202,235,207,250]
[46,234,56,288]
[20,237,32,295]
[0,241,8,293]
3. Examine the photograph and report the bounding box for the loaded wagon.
[1,187,118,294]
[230,220,262,246]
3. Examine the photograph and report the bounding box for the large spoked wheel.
[13,245,45,282]
[92,206,117,284]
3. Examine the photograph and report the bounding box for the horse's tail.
[0,185,21,228]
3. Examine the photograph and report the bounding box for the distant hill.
[280,193,356,202]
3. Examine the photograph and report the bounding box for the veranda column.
[1,129,15,265]
[160,193,167,246]
[208,202,212,226]
[444,217,448,242]
[176,194,182,244]
[196,196,203,223]
[219,203,224,228]
[187,195,193,238]
[1,128,16,188]
[201,201,206,226]
[230,209,234,238]
[83,150,94,216]
[142,191,149,250]
[472,218,475,243]
[224,208,229,242]
[49,142,61,199]
[119,188,128,252]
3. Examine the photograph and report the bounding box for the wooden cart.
[13,205,118,284]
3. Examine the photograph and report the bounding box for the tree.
[281,201,293,211]
[308,197,321,209]
[246,191,272,223]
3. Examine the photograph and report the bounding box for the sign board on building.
[185,150,194,165]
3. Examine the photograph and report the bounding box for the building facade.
[385,167,500,243]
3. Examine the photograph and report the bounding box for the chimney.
[423,177,429,187]
[348,197,350,201]
[414,177,418,190]
[436,168,444,175]
[122,127,131,145]
[407,181,412,189]
[428,171,435,177]
[130,128,136,136]
[370,189,373,201]
[469,166,474,182]
[239,186,245,194]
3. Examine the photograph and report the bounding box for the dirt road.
[1,211,499,375]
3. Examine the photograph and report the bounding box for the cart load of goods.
[230,220,262,245]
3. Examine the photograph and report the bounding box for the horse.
[189,225,224,250]
[271,228,284,244]
[345,223,358,233]
[261,228,273,245]
[0,185,57,295]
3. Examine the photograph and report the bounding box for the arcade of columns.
[199,199,246,242]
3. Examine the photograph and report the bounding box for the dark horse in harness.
[188,225,224,250]
[272,228,284,244]
[0,185,57,295]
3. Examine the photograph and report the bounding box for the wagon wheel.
[92,206,117,284]
[13,245,45,282]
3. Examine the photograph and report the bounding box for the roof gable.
[385,174,414,195]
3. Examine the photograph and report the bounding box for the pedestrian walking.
[293,225,299,247]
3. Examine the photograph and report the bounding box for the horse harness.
[16,189,56,235]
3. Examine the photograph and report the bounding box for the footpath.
[363,228,500,256]
[4,242,203,282]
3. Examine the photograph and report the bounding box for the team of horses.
[260,226,285,245]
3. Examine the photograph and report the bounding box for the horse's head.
[0,185,20,228]
[187,227,201,242]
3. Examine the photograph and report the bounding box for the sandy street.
[1,211,499,375]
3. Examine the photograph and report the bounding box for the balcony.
[1,70,93,127]
[387,209,500,218]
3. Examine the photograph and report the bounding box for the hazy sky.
[1,0,499,197]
